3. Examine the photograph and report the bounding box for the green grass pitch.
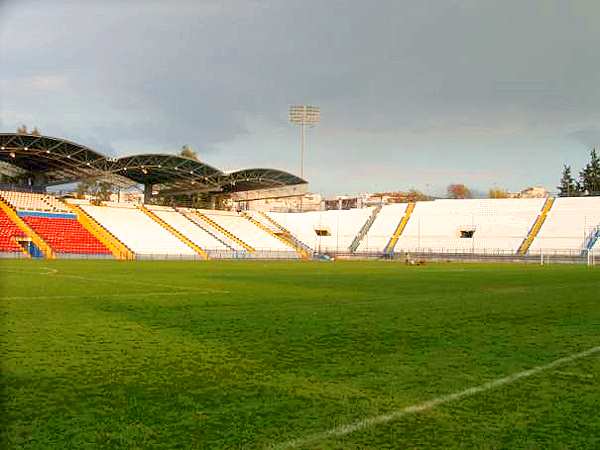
[1,259,599,449]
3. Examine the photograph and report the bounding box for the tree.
[75,180,114,202]
[557,165,578,197]
[406,189,431,202]
[578,148,600,196]
[96,182,114,201]
[489,187,509,198]
[75,179,96,199]
[180,145,199,161]
[15,125,40,135]
[447,184,472,199]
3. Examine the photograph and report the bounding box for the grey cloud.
[1,0,599,193]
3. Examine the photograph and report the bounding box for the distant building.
[324,195,362,210]
[508,186,549,199]
[520,186,549,198]
[231,186,320,212]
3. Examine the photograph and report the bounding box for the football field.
[1,260,599,449]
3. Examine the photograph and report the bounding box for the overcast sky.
[1,0,599,195]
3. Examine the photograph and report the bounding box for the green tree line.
[558,148,600,197]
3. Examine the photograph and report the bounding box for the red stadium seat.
[23,216,112,255]
[0,209,26,252]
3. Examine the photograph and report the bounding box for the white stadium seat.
[199,209,293,252]
[81,203,197,257]
[394,199,545,253]
[146,206,232,251]
[268,208,374,252]
[358,203,408,252]
[3,190,599,259]
[529,197,600,254]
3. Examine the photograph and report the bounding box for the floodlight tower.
[289,105,320,179]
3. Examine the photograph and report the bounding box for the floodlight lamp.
[289,105,320,126]
[289,104,320,179]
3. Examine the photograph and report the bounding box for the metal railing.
[0,249,301,261]
[1,246,597,265]
[337,248,600,266]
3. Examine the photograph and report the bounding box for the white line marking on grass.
[36,267,231,294]
[271,345,600,450]
[0,267,59,276]
[3,266,230,301]
[2,291,205,301]
[555,371,595,379]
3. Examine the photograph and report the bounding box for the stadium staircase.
[0,195,55,259]
[138,205,209,259]
[194,212,255,253]
[178,209,236,250]
[259,211,314,256]
[66,203,135,260]
[582,225,600,254]
[517,197,555,255]
[242,211,309,259]
[384,202,415,255]
[349,204,382,252]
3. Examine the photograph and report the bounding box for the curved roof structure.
[0,133,108,185]
[218,168,306,193]
[107,154,225,192]
[0,133,307,196]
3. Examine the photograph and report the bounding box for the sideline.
[1,265,230,294]
[271,345,600,449]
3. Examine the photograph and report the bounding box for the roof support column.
[32,172,48,189]
[144,184,153,204]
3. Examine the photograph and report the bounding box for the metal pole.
[300,122,305,179]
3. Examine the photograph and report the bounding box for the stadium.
[2,1,600,448]
[2,133,599,263]
[2,130,599,449]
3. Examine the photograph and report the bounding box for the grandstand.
[386,198,545,254]
[529,197,600,254]
[1,189,599,261]
[1,132,599,262]
[2,133,600,450]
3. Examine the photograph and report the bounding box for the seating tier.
[0,209,25,252]
[268,208,374,252]
[200,210,292,252]
[149,208,231,251]
[0,190,70,212]
[22,214,111,255]
[81,204,196,256]
[529,197,600,254]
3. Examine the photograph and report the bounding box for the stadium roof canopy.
[218,168,307,194]
[0,133,307,196]
[106,154,225,194]
[0,133,110,185]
